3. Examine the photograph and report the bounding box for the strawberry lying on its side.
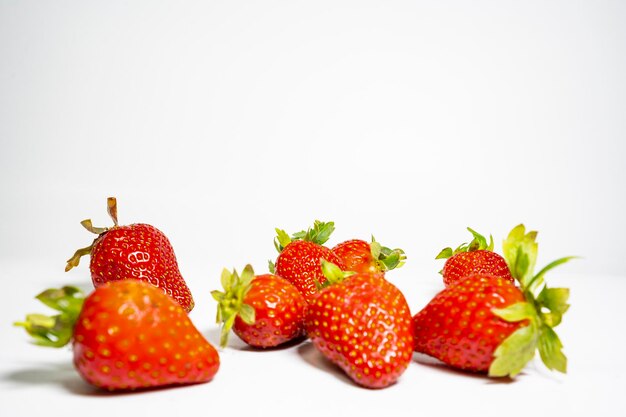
[414,224,575,377]
[436,227,513,287]
[305,262,413,388]
[212,265,307,348]
[65,197,194,312]
[271,221,346,303]
[331,237,406,275]
[15,280,219,391]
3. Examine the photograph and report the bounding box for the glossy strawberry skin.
[275,240,346,303]
[89,223,194,312]
[72,280,219,391]
[234,274,307,348]
[331,239,379,274]
[305,273,414,388]
[442,250,513,287]
[412,274,525,373]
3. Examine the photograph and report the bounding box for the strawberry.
[212,265,307,348]
[436,227,513,287]
[15,280,219,391]
[270,221,346,303]
[305,262,413,388]
[65,197,194,312]
[413,224,575,377]
[331,237,406,275]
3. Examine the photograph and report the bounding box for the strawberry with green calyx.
[436,227,513,287]
[211,265,307,349]
[15,281,220,391]
[306,261,413,389]
[271,220,346,303]
[66,197,195,312]
[331,236,406,275]
[413,224,575,377]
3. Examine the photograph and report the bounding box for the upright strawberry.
[331,237,406,275]
[305,262,413,389]
[270,221,346,303]
[413,224,575,377]
[15,280,219,391]
[212,265,307,348]
[436,227,513,287]
[65,197,194,312]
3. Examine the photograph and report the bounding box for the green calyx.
[210,265,257,348]
[488,224,576,378]
[318,260,354,289]
[65,197,119,272]
[273,220,335,253]
[14,286,86,348]
[435,227,494,260]
[370,236,407,271]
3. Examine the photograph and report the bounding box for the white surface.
[1,1,625,415]
[1,259,623,417]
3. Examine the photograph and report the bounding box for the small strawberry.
[15,280,219,391]
[305,262,413,388]
[65,197,194,312]
[212,265,307,348]
[270,221,346,303]
[413,224,575,377]
[331,237,406,275]
[436,227,513,287]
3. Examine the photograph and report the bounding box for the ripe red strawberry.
[212,265,307,348]
[305,262,413,388]
[436,227,513,287]
[271,221,346,303]
[414,224,575,377]
[65,197,194,312]
[15,280,219,391]
[331,237,406,275]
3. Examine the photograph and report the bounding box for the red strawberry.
[212,265,307,348]
[65,197,194,312]
[436,227,513,287]
[305,262,413,388]
[331,237,406,275]
[271,221,346,303]
[414,224,575,377]
[15,280,219,391]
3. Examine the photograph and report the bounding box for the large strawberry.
[436,227,513,287]
[65,197,194,312]
[212,265,307,348]
[15,280,219,391]
[413,224,575,377]
[305,262,413,388]
[331,237,406,275]
[270,220,346,303]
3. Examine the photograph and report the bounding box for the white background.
[1,1,625,416]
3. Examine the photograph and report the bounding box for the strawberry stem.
[211,265,256,348]
[274,220,335,252]
[14,286,85,348]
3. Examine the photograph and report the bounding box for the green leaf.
[489,322,539,378]
[268,260,275,274]
[537,287,570,327]
[213,265,257,348]
[239,304,256,325]
[370,239,382,260]
[305,220,335,245]
[220,268,231,291]
[274,228,292,252]
[502,224,538,288]
[527,256,578,293]
[492,302,537,323]
[537,325,567,373]
[15,287,86,348]
[321,260,353,285]
[436,247,453,260]
[467,227,489,250]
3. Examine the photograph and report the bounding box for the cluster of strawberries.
[15,198,573,392]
